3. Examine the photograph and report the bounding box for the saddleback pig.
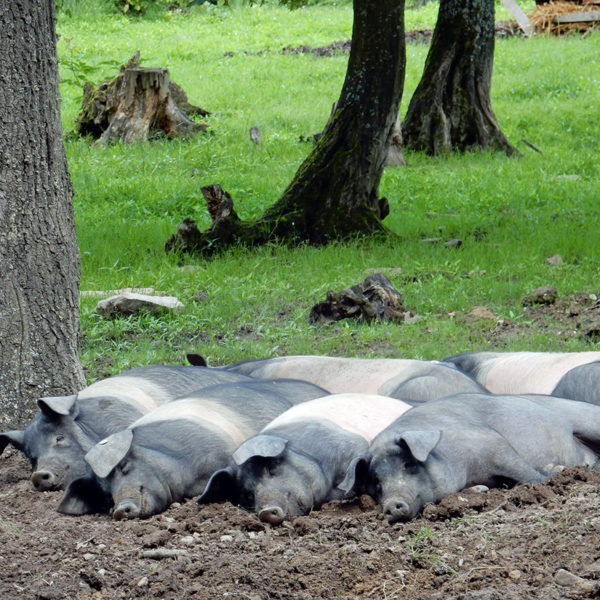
[339,392,600,522]
[221,355,486,404]
[198,393,412,525]
[444,351,600,402]
[57,378,328,519]
[0,365,254,491]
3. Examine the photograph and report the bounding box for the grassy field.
[56,1,600,380]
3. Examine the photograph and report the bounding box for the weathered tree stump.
[75,51,209,143]
[99,67,202,143]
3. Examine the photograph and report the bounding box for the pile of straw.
[529,0,600,34]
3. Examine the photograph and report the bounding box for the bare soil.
[2,447,600,600]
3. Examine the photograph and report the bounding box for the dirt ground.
[2,449,600,600]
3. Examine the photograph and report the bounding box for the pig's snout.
[31,469,58,491]
[258,505,285,526]
[113,500,141,521]
[382,497,413,523]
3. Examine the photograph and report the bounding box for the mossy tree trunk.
[167,0,406,255]
[401,0,518,156]
[0,0,85,426]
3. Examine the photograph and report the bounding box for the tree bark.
[401,0,519,156]
[0,0,85,426]
[167,0,406,255]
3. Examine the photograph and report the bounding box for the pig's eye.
[55,434,65,445]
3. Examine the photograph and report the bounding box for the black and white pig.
[444,351,600,401]
[0,365,254,491]
[221,355,486,404]
[198,393,412,525]
[339,392,600,522]
[57,378,328,519]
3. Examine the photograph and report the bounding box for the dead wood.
[308,273,411,325]
[164,185,252,255]
[75,51,209,142]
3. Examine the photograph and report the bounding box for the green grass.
[56,2,600,380]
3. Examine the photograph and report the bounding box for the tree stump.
[99,67,204,143]
[75,51,209,143]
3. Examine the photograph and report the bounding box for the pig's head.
[100,428,178,520]
[198,434,328,525]
[339,429,441,523]
[57,427,174,519]
[0,395,93,491]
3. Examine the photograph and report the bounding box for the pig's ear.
[338,455,370,497]
[85,430,133,478]
[197,466,237,505]
[0,430,25,454]
[186,353,208,367]
[38,395,79,419]
[396,430,441,463]
[232,435,288,467]
[56,475,113,515]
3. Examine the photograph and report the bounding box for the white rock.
[467,485,490,493]
[180,536,196,546]
[555,568,595,591]
[95,292,184,317]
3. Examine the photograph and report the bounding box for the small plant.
[114,0,188,15]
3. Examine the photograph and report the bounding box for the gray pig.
[57,378,328,519]
[551,361,600,405]
[339,392,600,522]
[0,365,253,491]
[444,351,600,397]
[222,355,486,403]
[198,393,412,525]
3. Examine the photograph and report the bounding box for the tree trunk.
[0,1,85,426]
[401,0,519,156]
[166,0,406,254]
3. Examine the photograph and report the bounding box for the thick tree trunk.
[167,0,406,255]
[0,1,85,426]
[402,0,518,156]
